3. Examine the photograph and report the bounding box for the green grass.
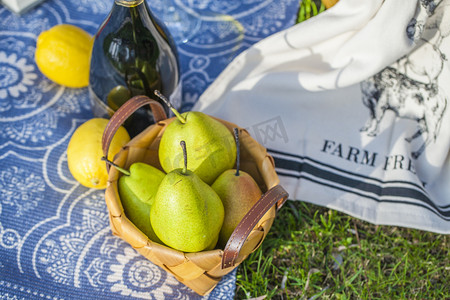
[296,0,325,23]
[235,201,449,299]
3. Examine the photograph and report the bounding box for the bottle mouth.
[115,0,144,8]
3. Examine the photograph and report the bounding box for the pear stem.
[154,90,186,124]
[101,157,131,176]
[180,141,188,174]
[234,128,240,176]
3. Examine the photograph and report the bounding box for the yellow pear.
[211,128,262,248]
[212,169,262,248]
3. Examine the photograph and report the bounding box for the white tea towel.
[194,0,450,233]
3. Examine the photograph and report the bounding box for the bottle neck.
[115,0,144,7]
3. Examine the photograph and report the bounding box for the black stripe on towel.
[268,149,450,220]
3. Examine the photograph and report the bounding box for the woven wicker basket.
[102,95,288,295]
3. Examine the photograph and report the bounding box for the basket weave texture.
[103,96,287,295]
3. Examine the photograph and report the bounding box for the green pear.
[118,162,165,206]
[211,128,262,248]
[155,90,236,185]
[150,141,224,252]
[104,159,165,243]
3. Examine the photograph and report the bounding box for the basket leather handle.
[102,95,167,165]
[222,184,289,269]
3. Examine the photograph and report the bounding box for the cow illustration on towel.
[360,66,447,159]
[360,1,448,159]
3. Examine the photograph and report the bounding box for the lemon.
[67,118,130,189]
[35,24,93,88]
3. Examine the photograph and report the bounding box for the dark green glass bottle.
[89,0,181,137]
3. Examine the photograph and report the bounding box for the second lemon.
[35,24,93,88]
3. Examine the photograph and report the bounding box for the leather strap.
[102,95,167,167]
[101,95,289,269]
[221,184,289,269]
